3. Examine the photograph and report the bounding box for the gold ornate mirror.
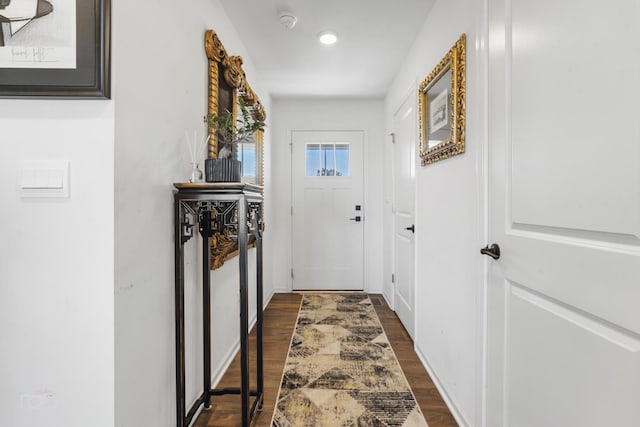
[205,29,266,185]
[204,30,266,269]
[418,34,466,165]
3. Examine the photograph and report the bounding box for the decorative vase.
[188,162,204,183]
[204,158,241,182]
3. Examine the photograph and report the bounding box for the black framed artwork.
[0,0,110,98]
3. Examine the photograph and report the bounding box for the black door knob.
[480,244,500,260]
[405,224,415,233]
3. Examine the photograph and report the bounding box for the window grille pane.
[239,144,256,177]
[321,144,334,176]
[305,142,350,177]
[335,144,349,176]
[306,144,321,176]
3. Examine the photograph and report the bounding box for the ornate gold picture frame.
[204,30,266,269]
[419,34,466,165]
[204,29,266,185]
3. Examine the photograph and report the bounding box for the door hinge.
[291,269,294,279]
[291,206,293,216]
[389,133,396,144]
[392,273,395,283]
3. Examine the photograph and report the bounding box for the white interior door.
[486,1,640,425]
[291,131,364,290]
[392,93,416,338]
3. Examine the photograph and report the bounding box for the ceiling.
[219,0,435,98]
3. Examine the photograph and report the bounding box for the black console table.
[173,183,264,427]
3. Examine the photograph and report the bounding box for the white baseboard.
[263,289,275,309]
[210,337,241,391]
[414,345,469,427]
[381,289,394,311]
[210,289,276,389]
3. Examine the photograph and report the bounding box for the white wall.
[113,1,272,426]
[384,0,486,425]
[0,105,114,424]
[0,3,271,426]
[269,98,385,293]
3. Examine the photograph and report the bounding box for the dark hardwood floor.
[369,294,458,427]
[193,293,458,427]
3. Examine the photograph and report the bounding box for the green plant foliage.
[204,97,265,146]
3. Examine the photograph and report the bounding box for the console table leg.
[201,210,212,409]
[256,228,264,409]
[174,200,186,427]
[238,197,250,426]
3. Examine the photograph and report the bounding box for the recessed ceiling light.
[318,31,338,45]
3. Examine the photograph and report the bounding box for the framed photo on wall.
[0,0,111,98]
[418,34,466,165]
[429,88,449,134]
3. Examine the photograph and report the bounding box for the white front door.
[291,130,364,290]
[486,1,640,425]
[392,93,416,338]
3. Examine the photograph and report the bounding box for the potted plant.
[203,97,265,182]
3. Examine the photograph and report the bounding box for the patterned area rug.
[272,293,428,427]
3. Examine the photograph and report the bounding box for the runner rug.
[272,293,428,427]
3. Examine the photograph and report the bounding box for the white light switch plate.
[20,160,70,198]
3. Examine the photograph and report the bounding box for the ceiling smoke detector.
[279,11,298,30]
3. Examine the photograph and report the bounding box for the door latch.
[349,216,362,222]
